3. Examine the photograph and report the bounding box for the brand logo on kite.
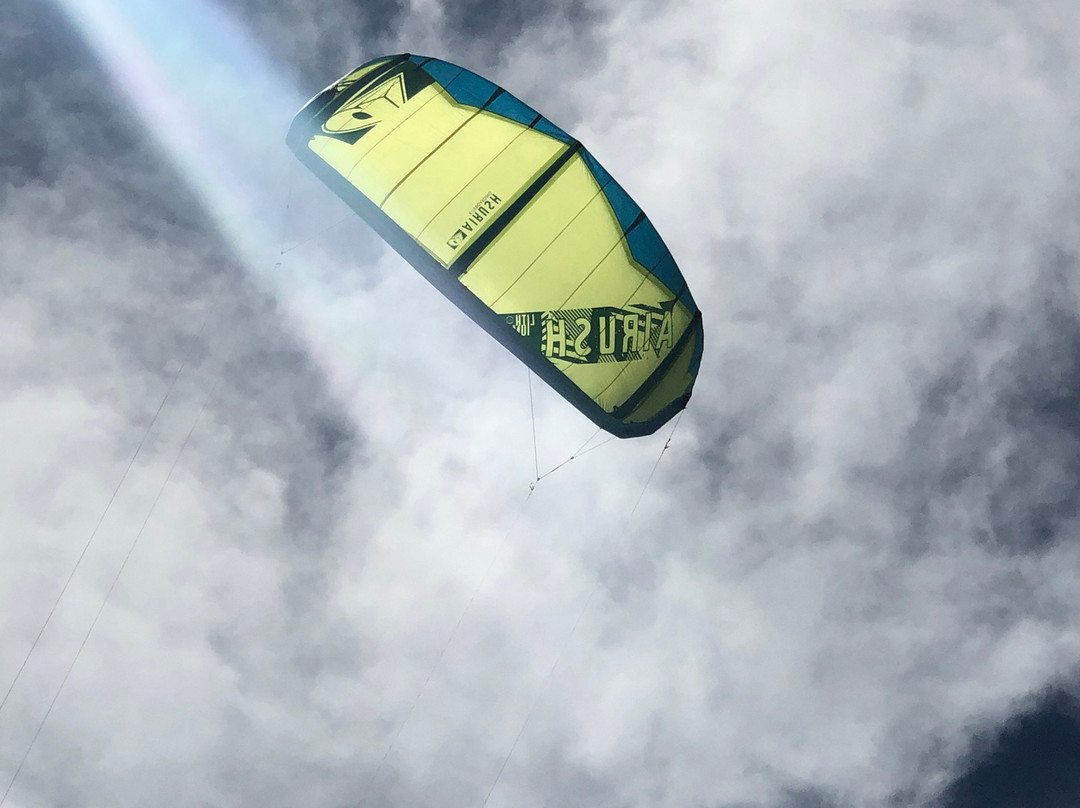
[315,61,434,145]
[504,301,677,364]
[446,192,503,250]
[322,72,409,138]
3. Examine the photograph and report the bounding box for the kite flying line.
[481,408,686,807]
[1,376,218,807]
[632,409,684,515]
[0,312,211,723]
[480,584,599,808]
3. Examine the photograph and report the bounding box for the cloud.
[2,1,1080,807]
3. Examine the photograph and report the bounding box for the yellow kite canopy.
[287,54,703,438]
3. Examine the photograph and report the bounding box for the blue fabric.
[486,91,539,127]
[581,151,693,306]
[413,57,572,143]
[533,117,572,143]
[626,220,695,308]
[444,68,499,107]
[410,55,691,306]
[626,217,665,271]
[413,56,462,89]
[650,253,696,309]
[582,151,639,232]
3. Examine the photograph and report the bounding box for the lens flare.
[54,0,309,272]
[50,0,407,406]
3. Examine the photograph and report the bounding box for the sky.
[1,0,1079,806]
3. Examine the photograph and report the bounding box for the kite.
[288,54,702,437]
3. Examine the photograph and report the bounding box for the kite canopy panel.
[287,54,703,438]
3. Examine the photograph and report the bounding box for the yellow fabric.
[460,155,608,310]
[562,304,694,413]
[299,68,694,422]
[459,153,693,414]
[623,329,700,424]
[309,85,565,269]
